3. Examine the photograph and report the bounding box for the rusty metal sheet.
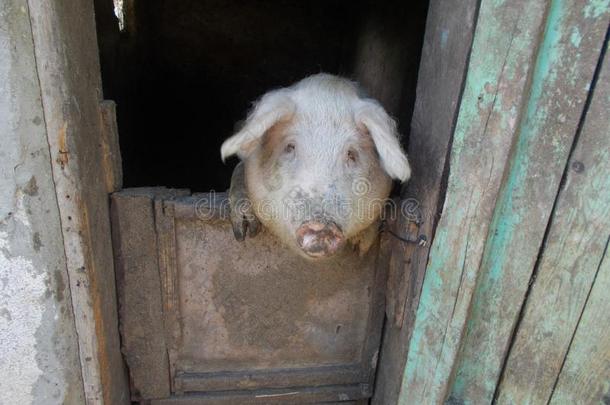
[112,189,387,403]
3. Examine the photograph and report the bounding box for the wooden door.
[111,188,389,404]
[393,0,610,404]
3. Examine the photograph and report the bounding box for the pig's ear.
[221,90,296,161]
[355,100,411,182]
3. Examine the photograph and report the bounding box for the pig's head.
[221,74,410,259]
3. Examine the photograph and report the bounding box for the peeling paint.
[22,176,38,196]
[1,0,86,403]
[570,28,582,47]
[584,0,610,18]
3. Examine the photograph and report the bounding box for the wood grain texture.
[27,0,130,402]
[99,100,123,193]
[154,191,190,393]
[110,189,173,400]
[496,37,610,405]
[373,1,479,403]
[398,0,550,402]
[549,243,610,404]
[450,2,610,402]
[151,384,366,404]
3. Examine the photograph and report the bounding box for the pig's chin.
[295,220,346,259]
[295,238,346,259]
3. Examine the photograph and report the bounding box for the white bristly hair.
[220,73,410,182]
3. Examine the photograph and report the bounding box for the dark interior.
[94,0,428,192]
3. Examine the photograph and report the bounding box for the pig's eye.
[284,143,296,154]
[347,149,359,164]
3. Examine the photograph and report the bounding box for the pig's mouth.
[296,220,345,258]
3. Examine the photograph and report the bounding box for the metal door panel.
[112,188,388,403]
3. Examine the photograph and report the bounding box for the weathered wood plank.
[110,188,173,400]
[450,2,610,403]
[27,0,130,403]
[99,100,123,193]
[398,0,550,402]
[361,227,392,394]
[373,1,479,403]
[549,242,610,404]
[177,365,363,392]
[496,37,610,404]
[155,190,190,393]
[151,384,366,404]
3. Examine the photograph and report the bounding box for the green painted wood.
[450,1,610,402]
[497,38,610,404]
[398,0,610,403]
[373,1,479,403]
[398,0,550,402]
[549,243,610,404]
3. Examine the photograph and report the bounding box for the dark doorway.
[94,0,428,192]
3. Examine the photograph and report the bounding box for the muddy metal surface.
[112,189,388,403]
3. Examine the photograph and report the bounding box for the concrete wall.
[1,0,128,403]
[0,1,85,403]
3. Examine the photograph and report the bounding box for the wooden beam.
[111,188,188,400]
[27,0,130,403]
[373,0,478,403]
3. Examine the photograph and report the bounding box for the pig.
[220,73,410,259]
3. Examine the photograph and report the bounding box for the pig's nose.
[296,221,345,258]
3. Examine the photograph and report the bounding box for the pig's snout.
[296,221,345,258]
